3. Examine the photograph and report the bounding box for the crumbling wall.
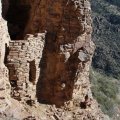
[6,33,45,102]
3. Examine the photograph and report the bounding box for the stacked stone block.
[6,33,45,101]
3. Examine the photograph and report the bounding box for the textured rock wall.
[2,0,97,107]
[24,0,93,106]
[4,0,95,107]
[0,0,11,112]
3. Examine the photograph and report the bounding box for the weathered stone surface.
[0,0,11,112]
[0,0,109,120]
[25,0,93,106]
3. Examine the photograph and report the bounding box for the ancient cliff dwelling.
[0,0,109,120]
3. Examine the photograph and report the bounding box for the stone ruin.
[6,33,45,102]
[0,0,95,107]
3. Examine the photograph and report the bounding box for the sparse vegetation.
[90,68,119,117]
[91,0,120,118]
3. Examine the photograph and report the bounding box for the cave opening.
[2,0,31,40]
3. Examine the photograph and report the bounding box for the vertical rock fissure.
[4,43,9,65]
[29,60,36,84]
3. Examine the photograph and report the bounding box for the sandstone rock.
[0,0,109,120]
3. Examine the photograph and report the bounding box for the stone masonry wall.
[6,33,45,102]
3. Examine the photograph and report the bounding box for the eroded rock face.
[25,0,93,106]
[0,0,109,119]
[0,0,11,112]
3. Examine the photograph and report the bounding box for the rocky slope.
[0,0,108,120]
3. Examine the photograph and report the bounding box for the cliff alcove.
[2,0,93,106]
[2,0,31,40]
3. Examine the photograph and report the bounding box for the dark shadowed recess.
[36,34,83,106]
[2,0,31,40]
